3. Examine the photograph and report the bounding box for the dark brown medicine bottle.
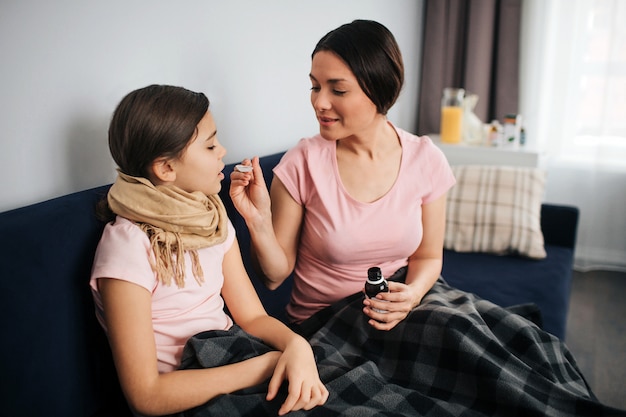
[365,266,389,313]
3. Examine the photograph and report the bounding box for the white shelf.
[430,134,543,168]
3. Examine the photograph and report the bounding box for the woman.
[229,20,625,416]
[90,84,327,416]
[231,19,454,330]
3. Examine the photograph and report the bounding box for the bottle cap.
[367,267,385,284]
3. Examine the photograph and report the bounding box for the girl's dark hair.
[108,84,209,178]
[312,20,404,115]
[98,84,209,221]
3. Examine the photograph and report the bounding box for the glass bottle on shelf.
[440,87,465,144]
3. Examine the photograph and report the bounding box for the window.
[521,0,626,270]
[522,0,626,167]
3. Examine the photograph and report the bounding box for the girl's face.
[169,111,226,196]
[309,50,380,141]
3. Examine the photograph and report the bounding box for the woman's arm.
[221,238,328,415]
[98,278,281,416]
[229,157,303,289]
[363,193,447,330]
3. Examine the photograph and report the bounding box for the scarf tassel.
[147,229,205,288]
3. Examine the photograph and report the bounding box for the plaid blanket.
[174,278,626,416]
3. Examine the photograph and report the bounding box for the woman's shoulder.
[287,134,328,156]
[278,134,331,168]
[393,125,444,159]
[393,125,435,148]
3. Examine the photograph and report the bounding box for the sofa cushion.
[445,165,547,259]
[442,243,574,340]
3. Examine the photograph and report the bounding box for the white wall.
[0,0,424,212]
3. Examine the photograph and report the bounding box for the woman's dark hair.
[108,84,209,178]
[312,20,404,115]
[97,84,209,221]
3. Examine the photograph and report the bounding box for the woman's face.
[309,51,380,141]
[169,110,227,196]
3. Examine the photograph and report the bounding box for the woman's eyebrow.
[309,74,346,84]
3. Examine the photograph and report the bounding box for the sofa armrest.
[540,204,579,249]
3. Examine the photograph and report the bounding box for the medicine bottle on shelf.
[486,120,503,147]
[440,88,465,144]
[502,114,522,149]
[365,266,389,314]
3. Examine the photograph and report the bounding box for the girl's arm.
[363,193,448,330]
[98,278,281,416]
[221,237,328,415]
[229,157,303,289]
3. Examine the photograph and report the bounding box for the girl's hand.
[266,337,328,415]
[363,281,422,331]
[229,157,271,224]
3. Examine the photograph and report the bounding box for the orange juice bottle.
[440,88,465,144]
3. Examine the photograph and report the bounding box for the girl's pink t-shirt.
[90,216,235,373]
[273,124,456,323]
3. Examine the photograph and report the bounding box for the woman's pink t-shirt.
[90,216,235,373]
[273,124,456,323]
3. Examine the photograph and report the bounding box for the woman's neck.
[336,119,399,159]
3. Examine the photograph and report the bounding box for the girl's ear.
[151,157,177,183]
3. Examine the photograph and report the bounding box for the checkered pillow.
[445,165,547,259]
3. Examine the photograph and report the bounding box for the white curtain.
[520,0,626,271]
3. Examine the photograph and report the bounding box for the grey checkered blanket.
[174,278,626,416]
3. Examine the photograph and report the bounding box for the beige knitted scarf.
[107,171,228,288]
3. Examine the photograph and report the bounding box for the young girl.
[90,84,327,416]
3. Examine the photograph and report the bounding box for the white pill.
[234,164,253,173]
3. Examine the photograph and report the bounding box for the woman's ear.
[151,157,177,183]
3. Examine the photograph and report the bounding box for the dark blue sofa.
[0,151,578,417]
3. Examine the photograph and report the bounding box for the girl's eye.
[310,86,321,92]
[207,146,216,150]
